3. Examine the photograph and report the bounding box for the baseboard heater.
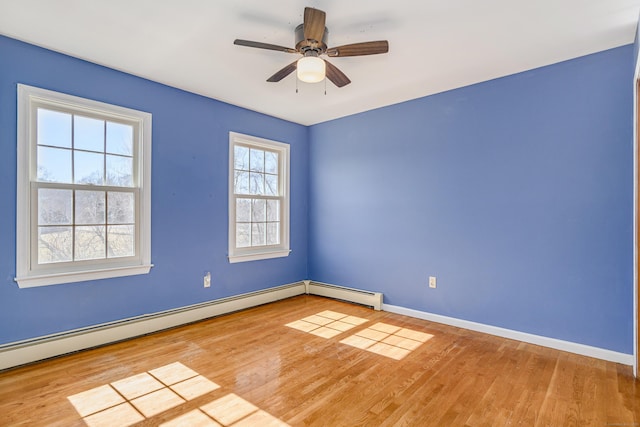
[0,280,382,371]
[0,282,306,371]
[305,280,383,311]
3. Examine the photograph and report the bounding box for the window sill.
[228,249,291,264]
[15,264,153,288]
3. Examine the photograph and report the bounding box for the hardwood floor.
[0,295,639,426]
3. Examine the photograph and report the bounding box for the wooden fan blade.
[234,39,297,54]
[326,40,389,57]
[324,60,351,88]
[267,60,298,82]
[303,7,326,42]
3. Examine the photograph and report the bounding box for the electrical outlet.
[204,271,211,288]
[429,276,437,288]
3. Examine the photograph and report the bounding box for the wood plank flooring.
[0,295,639,426]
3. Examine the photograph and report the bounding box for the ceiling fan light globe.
[297,57,325,83]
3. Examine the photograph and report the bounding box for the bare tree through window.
[233,145,280,248]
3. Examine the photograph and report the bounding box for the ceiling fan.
[234,7,389,88]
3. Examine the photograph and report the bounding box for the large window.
[228,132,290,263]
[16,84,152,288]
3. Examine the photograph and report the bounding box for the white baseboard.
[383,303,634,366]
[0,282,306,371]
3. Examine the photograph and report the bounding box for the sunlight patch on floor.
[67,361,289,427]
[285,310,368,338]
[340,322,434,360]
[285,311,433,361]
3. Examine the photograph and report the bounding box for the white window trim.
[15,84,153,288]
[228,132,290,263]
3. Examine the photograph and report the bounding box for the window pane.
[251,223,265,246]
[106,155,133,187]
[38,188,72,225]
[75,116,105,152]
[107,225,135,257]
[37,146,72,183]
[266,200,280,222]
[251,199,266,222]
[236,198,251,222]
[74,151,104,184]
[76,191,106,225]
[249,149,264,172]
[265,174,278,196]
[236,223,251,248]
[37,109,71,148]
[106,122,133,156]
[234,171,249,194]
[108,192,135,224]
[266,222,280,245]
[249,172,264,195]
[264,151,278,174]
[234,145,249,171]
[75,225,106,260]
[38,226,72,263]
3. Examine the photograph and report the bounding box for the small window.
[228,132,290,263]
[16,84,152,287]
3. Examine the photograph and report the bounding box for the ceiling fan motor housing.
[295,23,328,55]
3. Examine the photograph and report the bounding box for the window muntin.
[228,132,289,263]
[16,84,152,288]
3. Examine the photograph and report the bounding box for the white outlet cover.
[429,276,436,288]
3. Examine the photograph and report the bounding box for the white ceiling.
[1,0,639,125]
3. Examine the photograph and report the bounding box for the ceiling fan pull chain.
[296,77,299,94]
[324,77,327,95]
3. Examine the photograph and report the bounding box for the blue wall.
[0,34,635,356]
[635,18,640,73]
[309,46,634,354]
[0,36,309,344]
